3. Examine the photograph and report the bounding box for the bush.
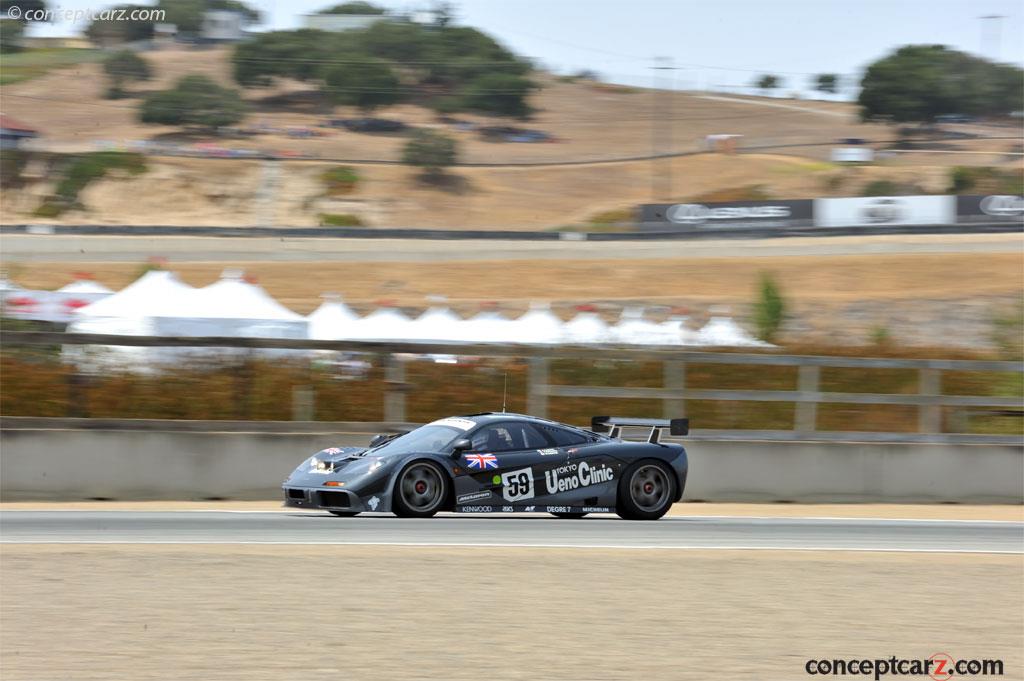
[459,73,537,118]
[141,75,247,130]
[0,19,24,53]
[402,130,458,176]
[949,166,1024,195]
[37,152,147,216]
[860,179,929,197]
[319,213,365,226]
[321,166,359,195]
[753,272,786,344]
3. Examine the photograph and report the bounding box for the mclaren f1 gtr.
[282,413,689,520]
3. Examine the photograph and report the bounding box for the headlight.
[309,456,332,473]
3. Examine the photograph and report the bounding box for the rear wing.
[590,416,689,444]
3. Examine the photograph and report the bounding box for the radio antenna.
[502,372,508,413]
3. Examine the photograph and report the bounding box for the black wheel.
[392,460,449,518]
[550,512,588,519]
[616,459,676,520]
[329,511,360,517]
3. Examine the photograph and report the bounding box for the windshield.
[369,425,464,456]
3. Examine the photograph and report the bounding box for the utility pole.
[978,14,1006,60]
[650,56,675,202]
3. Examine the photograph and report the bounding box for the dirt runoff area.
[2,544,1022,681]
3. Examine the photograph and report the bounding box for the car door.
[461,421,550,509]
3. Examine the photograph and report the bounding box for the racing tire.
[616,459,676,520]
[550,512,588,519]
[392,460,449,518]
[328,511,360,517]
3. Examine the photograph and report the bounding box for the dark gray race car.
[283,413,689,520]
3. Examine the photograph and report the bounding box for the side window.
[537,424,589,447]
[470,423,548,452]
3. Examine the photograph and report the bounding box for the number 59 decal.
[501,467,535,502]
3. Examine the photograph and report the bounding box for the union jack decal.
[465,453,498,469]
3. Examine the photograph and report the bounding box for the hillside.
[1,46,1020,229]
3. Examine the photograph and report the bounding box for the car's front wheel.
[616,459,676,520]
[392,461,449,518]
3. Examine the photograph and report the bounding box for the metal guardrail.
[2,221,1021,241]
[2,331,1022,444]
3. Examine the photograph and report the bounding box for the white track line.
[1,540,1020,554]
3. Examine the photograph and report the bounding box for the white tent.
[70,270,195,336]
[459,309,518,344]
[344,307,412,341]
[57,280,114,295]
[307,294,360,341]
[658,314,700,346]
[562,308,611,344]
[150,270,306,339]
[406,306,465,343]
[697,317,772,347]
[611,307,667,345]
[509,303,564,344]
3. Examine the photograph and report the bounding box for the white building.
[302,13,397,33]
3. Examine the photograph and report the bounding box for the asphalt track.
[2,511,1022,553]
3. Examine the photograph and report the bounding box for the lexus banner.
[956,195,1024,224]
[637,199,813,230]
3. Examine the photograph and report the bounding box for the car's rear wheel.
[616,459,675,520]
[550,512,588,519]
[328,511,360,517]
[392,461,448,518]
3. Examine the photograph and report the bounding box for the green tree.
[0,18,24,53]
[324,58,402,112]
[103,50,152,99]
[85,4,155,44]
[754,74,781,93]
[402,129,458,176]
[753,272,786,344]
[319,1,386,14]
[460,72,536,117]
[858,44,1024,123]
[813,73,838,94]
[140,75,246,130]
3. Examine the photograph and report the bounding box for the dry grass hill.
[1,46,1020,228]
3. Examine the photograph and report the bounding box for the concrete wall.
[2,426,1021,503]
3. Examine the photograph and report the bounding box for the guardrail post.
[795,364,820,435]
[292,386,314,421]
[527,357,549,418]
[383,355,406,423]
[918,368,942,433]
[663,360,686,418]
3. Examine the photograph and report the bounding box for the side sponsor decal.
[367,496,380,511]
[465,453,499,470]
[453,505,613,514]
[544,460,615,494]
[457,505,492,513]
[457,491,492,504]
[501,467,535,502]
[537,448,560,456]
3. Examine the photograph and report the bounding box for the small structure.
[302,13,393,33]
[201,10,247,42]
[0,115,38,150]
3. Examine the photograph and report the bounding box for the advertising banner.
[813,196,956,227]
[956,195,1024,223]
[638,199,813,230]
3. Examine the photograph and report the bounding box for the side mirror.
[450,438,472,458]
[369,433,390,448]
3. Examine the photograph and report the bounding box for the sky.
[23,0,1024,96]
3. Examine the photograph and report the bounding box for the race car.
[282,413,689,520]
